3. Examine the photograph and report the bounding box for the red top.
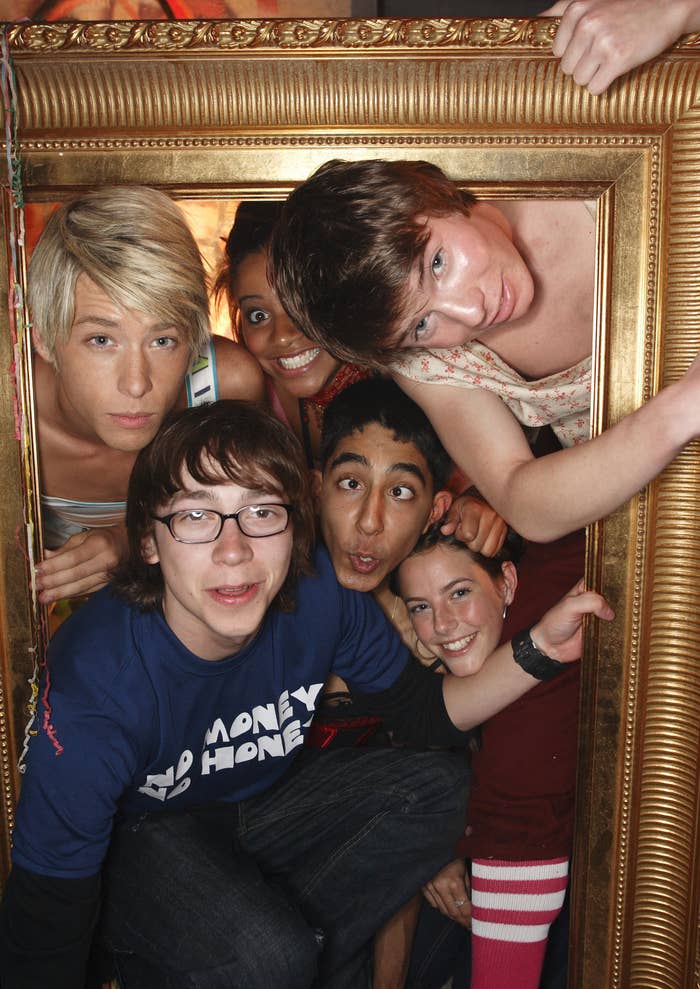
[457,528,586,861]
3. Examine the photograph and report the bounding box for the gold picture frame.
[2,16,700,987]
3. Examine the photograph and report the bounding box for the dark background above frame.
[379,1,548,14]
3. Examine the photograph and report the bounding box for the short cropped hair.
[270,159,476,368]
[111,400,316,612]
[29,186,210,363]
[320,377,452,491]
[213,200,283,343]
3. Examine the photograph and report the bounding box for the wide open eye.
[389,484,414,501]
[338,477,362,491]
[246,308,269,325]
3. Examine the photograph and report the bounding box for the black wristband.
[511,626,567,682]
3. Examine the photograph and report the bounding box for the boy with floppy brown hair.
[271,155,700,544]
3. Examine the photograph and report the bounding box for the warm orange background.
[23,198,241,337]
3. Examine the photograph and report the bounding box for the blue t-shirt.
[13,547,408,880]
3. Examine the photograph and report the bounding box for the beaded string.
[1,29,59,762]
[298,363,375,468]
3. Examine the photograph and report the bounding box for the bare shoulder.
[212,335,266,402]
[499,198,594,243]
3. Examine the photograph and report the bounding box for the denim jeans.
[100,747,469,989]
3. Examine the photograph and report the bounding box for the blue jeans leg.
[102,805,320,989]
[101,746,468,989]
[239,747,470,988]
[406,901,469,989]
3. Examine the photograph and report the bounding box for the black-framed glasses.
[151,504,294,543]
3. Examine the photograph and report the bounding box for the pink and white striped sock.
[469,857,569,989]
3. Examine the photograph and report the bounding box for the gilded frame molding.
[2,17,700,987]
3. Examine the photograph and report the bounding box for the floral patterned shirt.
[392,341,591,448]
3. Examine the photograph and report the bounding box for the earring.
[414,636,437,663]
[502,603,508,620]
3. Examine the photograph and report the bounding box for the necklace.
[298,364,375,467]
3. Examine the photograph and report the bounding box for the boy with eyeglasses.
[0,400,612,989]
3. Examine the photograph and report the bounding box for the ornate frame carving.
[2,17,700,986]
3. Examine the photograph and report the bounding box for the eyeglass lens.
[170,506,288,542]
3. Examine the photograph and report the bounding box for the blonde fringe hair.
[28,186,211,363]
